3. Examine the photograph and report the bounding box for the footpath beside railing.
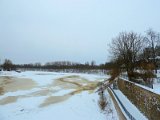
[109,86,136,120]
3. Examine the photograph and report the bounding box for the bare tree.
[110,32,144,81]
[145,28,160,73]
[3,59,13,71]
[91,61,96,67]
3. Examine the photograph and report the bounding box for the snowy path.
[113,89,148,120]
[0,71,118,120]
[107,88,127,120]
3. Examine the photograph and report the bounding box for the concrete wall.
[117,78,160,120]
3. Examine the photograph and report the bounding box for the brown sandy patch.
[29,89,60,96]
[39,95,71,107]
[50,75,92,89]
[69,82,98,95]
[0,76,37,94]
[52,76,99,94]
[39,83,98,108]
[0,75,100,107]
[0,87,4,95]
[51,78,79,89]
[64,75,89,84]
[40,76,99,107]
[60,79,82,87]
[0,96,19,105]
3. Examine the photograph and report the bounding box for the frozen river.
[0,71,118,120]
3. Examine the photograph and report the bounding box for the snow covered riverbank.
[0,71,118,120]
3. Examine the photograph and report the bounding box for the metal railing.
[109,86,136,120]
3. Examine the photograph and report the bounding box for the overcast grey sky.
[0,0,160,64]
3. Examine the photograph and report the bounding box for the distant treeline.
[14,61,113,70]
[0,59,114,72]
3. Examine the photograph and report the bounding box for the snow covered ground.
[0,71,118,120]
